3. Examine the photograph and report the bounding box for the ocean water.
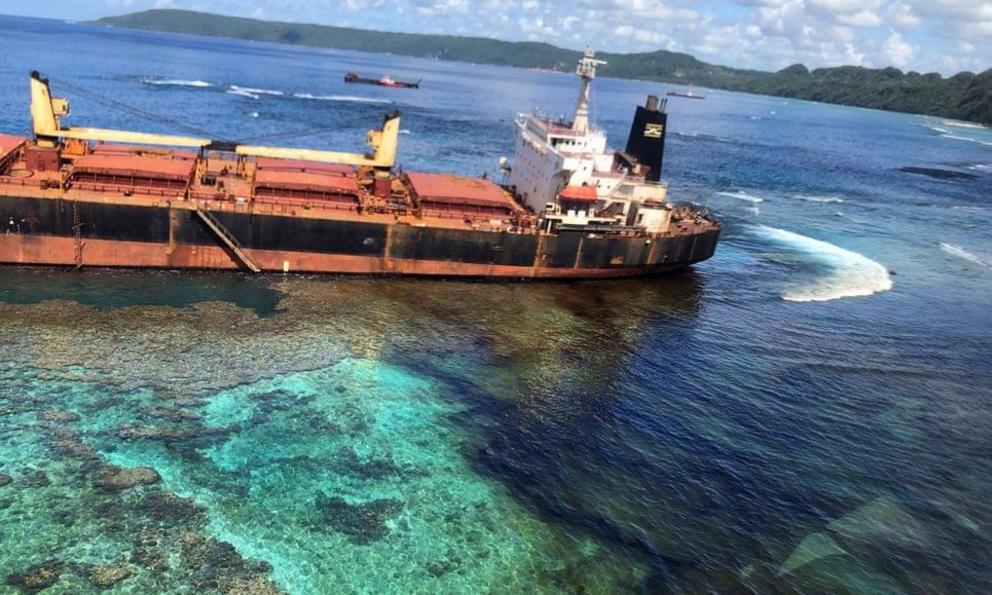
[1,14,991,593]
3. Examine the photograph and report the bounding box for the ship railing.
[188,191,366,218]
[253,196,358,212]
[0,176,46,189]
[64,181,179,198]
[188,190,231,202]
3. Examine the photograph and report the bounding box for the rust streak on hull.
[0,234,708,279]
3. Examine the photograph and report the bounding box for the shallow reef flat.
[0,277,692,593]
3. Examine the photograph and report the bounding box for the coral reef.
[93,465,161,492]
[6,560,63,592]
[314,492,405,544]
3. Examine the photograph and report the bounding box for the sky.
[4,0,990,75]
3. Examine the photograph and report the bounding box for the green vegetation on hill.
[95,9,992,126]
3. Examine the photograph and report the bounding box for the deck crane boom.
[28,71,400,168]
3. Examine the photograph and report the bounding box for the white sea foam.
[292,92,391,104]
[249,111,260,118]
[755,225,893,302]
[226,87,260,99]
[717,190,764,204]
[229,85,284,96]
[675,131,733,143]
[942,120,990,130]
[143,78,212,88]
[940,243,992,267]
[941,133,992,147]
[967,164,991,171]
[399,129,411,135]
[793,194,845,204]
[925,123,992,147]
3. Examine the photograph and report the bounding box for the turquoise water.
[0,280,674,592]
[2,14,992,594]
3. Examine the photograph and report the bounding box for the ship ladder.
[193,206,261,273]
[72,199,84,269]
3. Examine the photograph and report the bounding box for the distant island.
[95,9,991,126]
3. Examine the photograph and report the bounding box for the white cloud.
[882,30,915,66]
[888,2,920,28]
[33,0,992,75]
[837,10,882,27]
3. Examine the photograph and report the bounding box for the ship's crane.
[28,71,401,169]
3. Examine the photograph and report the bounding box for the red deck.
[254,169,358,194]
[406,172,519,216]
[72,154,195,180]
[0,134,26,156]
[255,157,354,176]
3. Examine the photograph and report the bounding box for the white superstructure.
[508,49,673,234]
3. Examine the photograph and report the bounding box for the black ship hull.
[0,195,719,278]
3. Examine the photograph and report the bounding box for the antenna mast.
[572,48,606,134]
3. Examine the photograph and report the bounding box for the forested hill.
[94,10,991,126]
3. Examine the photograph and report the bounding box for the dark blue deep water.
[1,15,991,593]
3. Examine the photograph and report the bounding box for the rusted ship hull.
[1,68,721,279]
[0,195,719,278]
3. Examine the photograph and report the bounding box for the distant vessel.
[667,89,705,100]
[344,72,421,89]
[0,52,718,278]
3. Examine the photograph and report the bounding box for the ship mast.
[572,48,606,134]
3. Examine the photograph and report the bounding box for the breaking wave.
[139,79,391,106]
[142,78,212,88]
[792,194,845,204]
[229,85,284,97]
[227,88,259,99]
[675,131,733,143]
[942,134,992,147]
[942,120,990,130]
[925,123,992,147]
[717,190,764,204]
[941,243,992,267]
[292,93,391,105]
[754,225,893,302]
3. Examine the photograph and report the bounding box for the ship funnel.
[625,94,669,182]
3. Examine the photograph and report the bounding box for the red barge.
[0,51,719,278]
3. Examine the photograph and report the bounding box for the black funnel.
[624,95,668,182]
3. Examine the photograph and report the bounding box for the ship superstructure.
[509,49,674,235]
[0,57,718,279]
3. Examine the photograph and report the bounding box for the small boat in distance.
[667,89,705,100]
[344,72,421,89]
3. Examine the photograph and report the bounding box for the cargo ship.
[0,50,719,278]
[344,72,421,89]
